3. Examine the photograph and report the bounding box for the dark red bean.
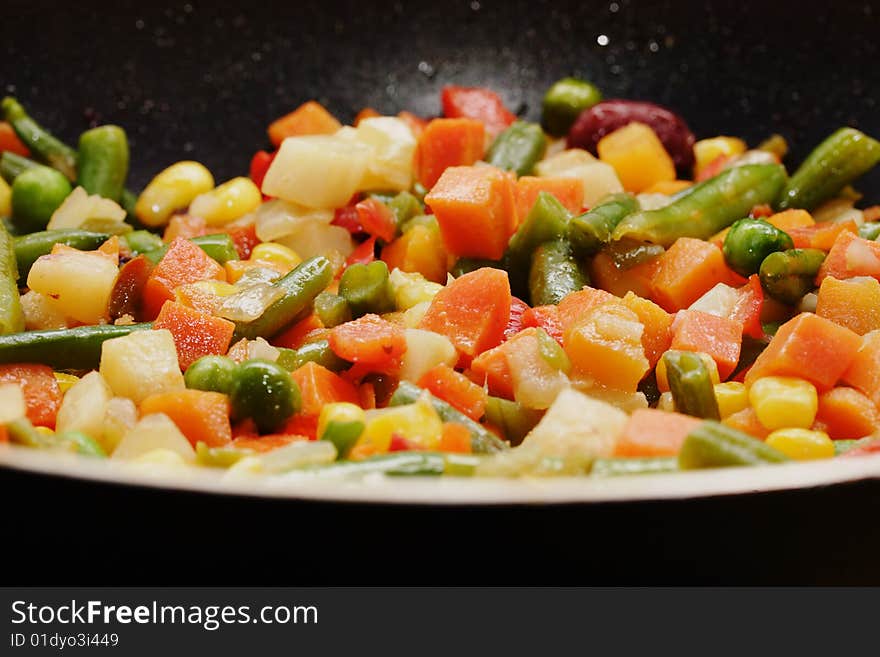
[566,99,696,171]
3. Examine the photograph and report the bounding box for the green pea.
[722,218,794,277]
[230,359,301,433]
[184,355,239,395]
[541,77,603,137]
[11,165,72,231]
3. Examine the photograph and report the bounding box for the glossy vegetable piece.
[567,192,638,257]
[514,176,584,221]
[541,77,603,137]
[663,350,721,420]
[815,386,880,440]
[778,127,880,211]
[144,233,240,266]
[189,177,262,225]
[482,395,541,447]
[614,408,702,457]
[758,248,825,305]
[506,190,572,271]
[652,238,735,312]
[1,97,78,180]
[381,223,447,284]
[77,125,129,201]
[135,161,214,227]
[141,389,232,448]
[267,100,341,147]
[670,310,743,380]
[816,231,880,284]
[764,428,834,461]
[842,331,880,407]
[788,219,858,251]
[597,122,676,193]
[0,151,38,183]
[567,99,696,170]
[317,402,365,459]
[0,364,61,427]
[153,301,235,371]
[121,230,164,256]
[748,375,817,430]
[591,456,678,477]
[678,421,790,469]
[414,118,486,189]
[418,364,487,422]
[142,236,227,318]
[528,239,586,306]
[230,359,301,434]
[11,165,72,231]
[0,121,30,157]
[338,260,395,317]
[440,85,517,136]
[612,164,787,247]
[313,292,351,328]
[328,314,406,374]
[486,121,547,177]
[815,276,880,335]
[13,229,109,282]
[184,355,239,395]
[0,226,24,335]
[722,218,794,277]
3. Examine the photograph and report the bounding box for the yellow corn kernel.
[189,177,262,226]
[34,426,55,436]
[693,136,747,176]
[249,242,302,272]
[0,176,11,217]
[655,351,720,392]
[54,372,80,394]
[765,428,834,461]
[657,391,676,412]
[317,402,366,440]
[714,382,749,419]
[357,396,442,453]
[748,376,817,430]
[135,161,214,227]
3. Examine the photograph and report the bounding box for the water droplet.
[183,142,194,153]
[609,2,620,12]
[648,40,659,53]
[418,61,435,78]
[470,1,482,10]
[135,19,145,30]
[597,34,610,46]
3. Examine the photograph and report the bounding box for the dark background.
[3,0,880,584]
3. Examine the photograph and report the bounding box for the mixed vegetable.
[1,77,880,482]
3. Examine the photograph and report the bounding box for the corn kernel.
[249,242,302,272]
[765,428,834,461]
[189,177,262,226]
[656,351,720,392]
[54,372,80,394]
[135,161,214,227]
[714,381,749,419]
[0,176,11,217]
[693,136,747,176]
[748,376,817,430]
[317,402,366,440]
[657,391,676,412]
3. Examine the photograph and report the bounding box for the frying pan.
[3,0,880,584]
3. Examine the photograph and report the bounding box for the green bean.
[663,350,721,420]
[184,355,239,395]
[678,421,790,469]
[859,222,880,241]
[0,225,25,335]
[758,248,825,305]
[230,359,301,433]
[0,151,39,183]
[276,339,349,373]
[290,452,448,478]
[567,192,639,257]
[13,229,110,281]
[143,233,239,265]
[313,291,351,328]
[591,456,678,477]
[387,190,423,226]
[722,218,794,277]
[8,417,105,457]
[612,164,787,246]
[778,127,880,211]
[486,121,548,177]
[390,381,507,453]
[505,191,572,275]
[196,442,255,467]
[483,395,542,447]
[120,230,164,256]
[318,419,364,460]
[528,239,586,306]
[11,165,72,231]
[1,97,78,181]
[338,260,395,317]
[451,257,500,277]
[77,125,129,201]
[541,77,603,137]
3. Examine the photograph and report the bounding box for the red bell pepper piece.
[346,236,378,267]
[503,297,530,342]
[333,203,365,235]
[249,150,276,196]
[440,85,517,136]
[521,305,564,345]
[731,274,765,340]
[355,197,397,243]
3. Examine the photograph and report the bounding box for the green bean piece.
[77,125,130,201]
[604,238,665,269]
[528,240,586,306]
[541,77,603,137]
[612,164,787,246]
[567,193,639,257]
[291,452,447,478]
[758,248,825,305]
[11,165,72,232]
[233,256,333,340]
[388,190,423,226]
[8,417,105,457]
[722,218,794,277]
[230,359,301,433]
[591,456,678,477]
[196,441,255,467]
[486,121,548,177]
[313,291,352,328]
[277,339,349,373]
[318,419,365,460]
[451,257,500,277]
[536,327,571,373]
[338,260,395,317]
[0,151,39,183]
[778,128,880,211]
[184,355,239,395]
[678,421,790,469]
[120,230,164,256]
[7,417,45,448]
[859,222,880,241]
[0,322,152,370]
[55,430,107,458]
[505,191,572,272]
[143,233,239,265]
[663,350,721,420]
[399,214,439,234]
[483,395,542,447]
[0,225,24,335]
[1,97,78,181]
[390,381,507,453]
[13,229,110,281]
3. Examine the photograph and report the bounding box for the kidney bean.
[567,99,696,170]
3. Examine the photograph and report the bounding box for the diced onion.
[217,283,285,322]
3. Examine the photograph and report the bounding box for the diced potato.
[0,383,26,423]
[597,122,675,193]
[402,301,432,328]
[55,371,112,446]
[354,117,417,192]
[261,135,371,209]
[103,397,138,454]
[275,220,354,261]
[112,413,195,462]
[389,268,443,310]
[27,251,119,324]
[100,329,185,404]
[253,199,334,242]
[535,149,623,208]
[689,283,740,318]
[47,186,127,232]
[19,290,68,330]
[398,328,458,382]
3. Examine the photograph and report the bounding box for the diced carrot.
[424,165,516,260]
[514,176,584,222]
[381,224,447,283]
[267,100,341,147]
[745,312,862,392]
[290,361,359,419]
[614,408,702,457]
[732,275,765,340]
[620,292,673,368]
[0,364,61,428]
[328,314,406,374]
[503,296,531,342]
[815,387,880,440]
[788,219,858,251]
[419,267,511,365]
[354,107,381,125]
[469,344,514,399]
[142,237,226,319]
[439,422,473,453]
[232,434,305,452]
[415,118,486,189]
[0,121,30,157]
[271,313,324,350]
[163,214,207,242]
[278,414,319,441]
[766,209,815,231]
[597,122,675,193]
[641,180,692,195]
[652,238,732,312]
[842,331,880,407]
[750,204,774,219]
[355,197,397,243]
[521,305,564,345]
[722,407,770,439]
[397,111,428,137]
[227,223,260,260]
[816,230,880,284]
[152,301,235,370]
[140,389,232,448]
[816,276,880,335]
[418,364,488,422]
[556,286,618,342]
[695,154,731,182]
[590,251,661,299]
[670,309,743,380]
[347,236,378,267]
[0,425,8,443]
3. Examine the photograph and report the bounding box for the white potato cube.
[0,383,26,423]
[536,148,624,208]
[398,328,458,383]
[253,199,334,242]
[103,397,139,454]
[55,371,112,446]
[355,117,417,192]
[47,186,127,231]
[19,290,68,330]
[27,251,119,325]
[112,413,195,462]
[100,329,185,404]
